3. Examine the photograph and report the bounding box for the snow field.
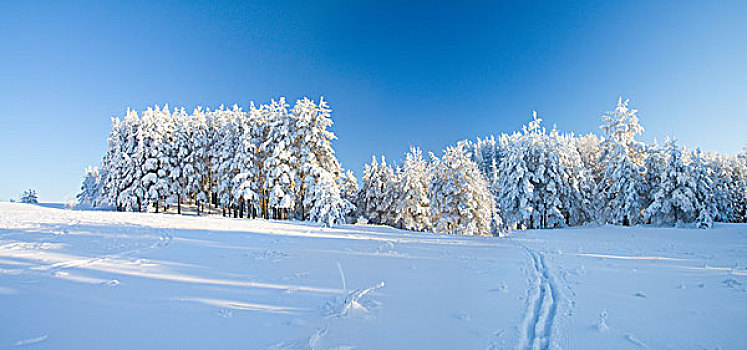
[1,203,746,349]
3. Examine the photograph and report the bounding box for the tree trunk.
[177,195,181,214]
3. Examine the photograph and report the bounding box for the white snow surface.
[0,203,745,349]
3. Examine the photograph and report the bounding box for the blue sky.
[1,0,745,202]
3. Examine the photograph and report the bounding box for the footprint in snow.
[255,250,291,262]
[488,282,509,294]
[454,311,472,321]
[598,310,610,332]
[375,241,395,254]
[218,309,233,318]
[624,333,648,349]
[723,277,742,289]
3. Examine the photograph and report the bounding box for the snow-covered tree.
[645,139,698,225]
[358,156,396,225]
[643,141,665,210]
[429,142,495,235]
[308,169,353,226]
[139,105,171,213]
[575,133,603,182]
[495,113,591,229]
[339,169,359,206]
[92,96,356,221]
[394,147,431,231]
[289,97,344,220]
[690,148,717,228]
[20,189,38,204]
[187,107,210,214]
[555,132,596,226]
[77,166,101,207]
[168,107,191,214]
[596,98,647,226]
[118,109,145,212]
[212,105,243,214]
[262,99,296,219]
[99,116,123,210]
[471,136,503,182]
[232,104,262,218]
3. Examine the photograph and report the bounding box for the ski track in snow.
[516,243,562,350]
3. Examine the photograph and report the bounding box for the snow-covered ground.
[0,203,745,349]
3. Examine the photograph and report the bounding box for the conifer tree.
[597,98,647,225]
[429,142,495,235]
[77,166,101,207]
[645,139,698,225]
[395,147,431,231]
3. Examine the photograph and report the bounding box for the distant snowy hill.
[0,203,745,349]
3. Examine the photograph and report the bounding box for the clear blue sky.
[1,0,745,202]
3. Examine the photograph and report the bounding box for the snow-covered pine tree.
[690,148,717,228]
[575,133,603,183]
[168,107,191,214]
[643,140,665,211]
[20,189,38,204]
[495,113,584,229]
[289,97,344,220]
[394,147,431,231]
[99,116,123,210]
[187,107,210,214]
[339,169,359,208]
[212,105,243,216]
[357,156,380,223]
[357,156,391,224]
[118,109,145,212]
[596,98,647,226]
[726,154,747,223]
[645,138,698,225]
[705,154,733,222]
[428,142,495,235]
[139,105,171,213]
[555,132,595,226]
[381,163,401,227]
[734,160,747,223]
[232,103,261,218]
[471,136,497,180]
[248,102,272,219]
[495,130,533,229]
[262,99,296,219]
[308,168,353,226]
[359,156,397,225]
[154,105,175,212]
[77,166,101,207]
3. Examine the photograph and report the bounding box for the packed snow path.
[1,203,746,349]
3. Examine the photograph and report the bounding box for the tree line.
[79,97,357,226]
[357,98,747,234]
[80,97,747,234]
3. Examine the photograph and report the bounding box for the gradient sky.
[1,0,745,202]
